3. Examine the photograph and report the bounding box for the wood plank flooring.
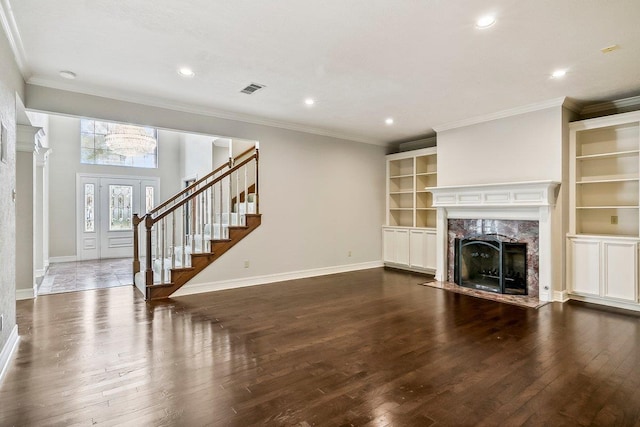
[2,267,640,426]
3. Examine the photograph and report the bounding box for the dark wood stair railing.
[132,144,260,300]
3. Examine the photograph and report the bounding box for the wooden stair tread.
[146,212,262,301]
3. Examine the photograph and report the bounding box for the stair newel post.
[209,184,214,240]
[219,179,224,238]
[145,215,154,288]
[255,144,260,214]
[171,210,176,270]
[161,217,166,284]
[244,164,248,209]
[182,204,186,267]
[190,192,196,255]
[132,213,142,283]
[200,191,205,253]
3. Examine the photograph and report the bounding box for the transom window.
[80,119,158,168]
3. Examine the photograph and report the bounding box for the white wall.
[437,107,563,186]
[47,115,183,258]
[28,85,386,285]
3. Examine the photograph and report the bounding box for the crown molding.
[0,0,31,79]
[580,95,640,116]
[26,78,387,146]
[433,97,577,133]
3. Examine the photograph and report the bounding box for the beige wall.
[437,107,563,186]
[0,28,24,356]
[15,150,34,293]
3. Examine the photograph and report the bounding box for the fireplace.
[454,235,527,295]
[427,181,560,302]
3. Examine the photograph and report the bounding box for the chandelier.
[105,124,157,157]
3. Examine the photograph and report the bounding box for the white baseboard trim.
[0,325,19,386]
[554,290,569,302]
[172,261,385,297]
[49,255,77,263]
[16,288,35,300]
[568,293,640,312]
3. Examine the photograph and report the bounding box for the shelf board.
[416,171,437,176]
[389,208,413,211]
[389,191,414,194]
[577,177,639,184]
[416,207,436,211]
[576,206,639,209]
[576,150,640,160]
[389,174,414,179]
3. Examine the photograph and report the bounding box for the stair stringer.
[146,214,262,300]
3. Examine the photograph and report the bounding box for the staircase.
[132,144,261,300]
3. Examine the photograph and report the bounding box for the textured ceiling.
[3,0,640,144]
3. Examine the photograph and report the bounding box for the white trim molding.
[428,181,561,302]
[0,0,30,78]
[0,325,19,386]
[433,97,580,133]
[16,288,34,300]
[49,255,77,263]
[172,261,384,297]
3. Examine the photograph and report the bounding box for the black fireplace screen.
[454,235,527,295]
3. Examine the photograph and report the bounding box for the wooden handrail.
[147,145,258,217]
[147,161,229,217]
[152,154,257,223]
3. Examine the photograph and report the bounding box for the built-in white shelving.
[568,110,640,311]
[383,147,437,272]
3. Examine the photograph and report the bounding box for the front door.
[77,174,159,260]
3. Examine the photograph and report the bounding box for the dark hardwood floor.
[2,268,640,426]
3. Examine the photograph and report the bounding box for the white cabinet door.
[395,229,410,266]
[382,228,410,266]
[603,241,638,302]
[570,239,600,296]
[409,230,426,268]
[409,229,436,270]
[383,228,396,263]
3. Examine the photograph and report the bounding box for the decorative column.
[35,146,50,278]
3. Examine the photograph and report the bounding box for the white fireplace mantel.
[428,181,561,302]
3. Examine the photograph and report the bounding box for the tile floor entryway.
[38,258,132,295]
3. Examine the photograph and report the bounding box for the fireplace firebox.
[454,235,527,295]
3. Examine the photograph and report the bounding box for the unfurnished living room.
[1,1,640,425]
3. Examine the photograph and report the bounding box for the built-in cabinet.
[568,111,640,310]
[383,148,437,272]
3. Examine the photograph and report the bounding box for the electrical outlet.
[348,251,352,257]
[244,260,250,268]
[611,215,619,225]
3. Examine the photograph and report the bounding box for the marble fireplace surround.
[428,181,560,302]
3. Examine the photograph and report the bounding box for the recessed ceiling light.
[59,70,76,80]
[551,69,567,79]
[304,98,315,106]
[476,15,496,29]
[178,67,195,78]
[385,118,394,125]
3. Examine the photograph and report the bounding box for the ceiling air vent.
[240,83,266,95]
